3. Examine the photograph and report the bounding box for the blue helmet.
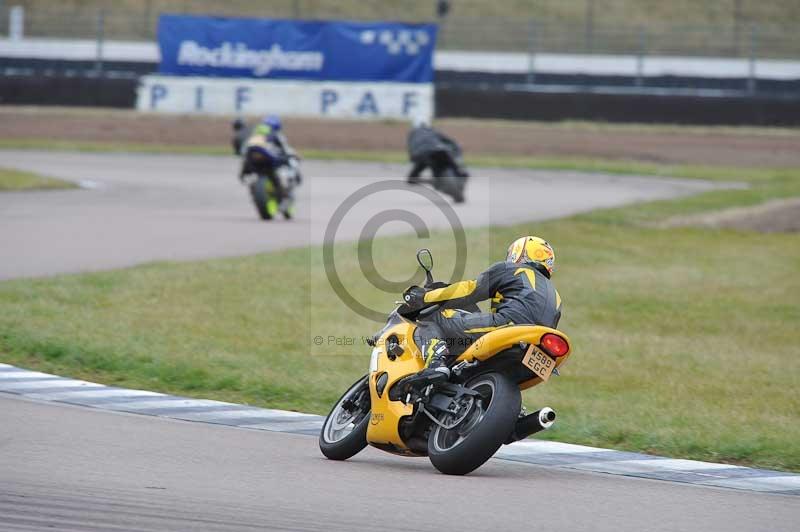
[262,115,282,132]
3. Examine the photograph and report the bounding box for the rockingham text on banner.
[157,14,437,83]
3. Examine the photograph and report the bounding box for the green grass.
[1,158,799,471]
[0,166,75,191]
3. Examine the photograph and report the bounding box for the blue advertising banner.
[157,15,437,83]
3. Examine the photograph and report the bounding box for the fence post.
[635,28,646,87]
[584,0,594,53]
[747,24,757,94]
[9,4,24,40]
[143,0,153,39]
[527,20,537,85]
[95,9,105,75]
[733,0,743,55]
[435,1,450,49]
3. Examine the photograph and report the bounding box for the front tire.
[428,373,520,475]
[319,375,371,461]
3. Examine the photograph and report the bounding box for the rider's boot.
[407,168,422,185]
[419,339,452,380]
[401,339,451,395]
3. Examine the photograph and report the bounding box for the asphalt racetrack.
[0,150,726,280]
[3,151,795,531]
[2,393,797,532]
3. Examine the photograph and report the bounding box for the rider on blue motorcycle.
[236,116,302,217]
[237,116,301,184]
[261,115,297,160]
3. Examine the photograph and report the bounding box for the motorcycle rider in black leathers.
[406,123,469,184]
[402,236,562,383]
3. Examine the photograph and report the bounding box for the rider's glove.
[402,285,427,311]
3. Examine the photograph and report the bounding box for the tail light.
[540,333,569,357]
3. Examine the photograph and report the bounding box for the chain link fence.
[1,0,799,58]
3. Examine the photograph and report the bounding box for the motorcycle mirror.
[416,248,434,285]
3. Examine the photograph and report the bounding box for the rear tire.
[427,373,520,475]
[249,176,277,220]
[437,167,465,203]
[319,375,371,461]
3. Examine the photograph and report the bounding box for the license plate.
[521,345,556,382]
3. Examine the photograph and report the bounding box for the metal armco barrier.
[2,75,799,126]
[435,86,800,126]
[0,75,137,108]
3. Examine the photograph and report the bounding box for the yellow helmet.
[506,236,555,276]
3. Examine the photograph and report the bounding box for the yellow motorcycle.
[319,249,572,475]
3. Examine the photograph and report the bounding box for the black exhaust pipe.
[505,407,556,444]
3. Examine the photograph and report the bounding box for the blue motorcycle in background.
[233,119,302,221]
